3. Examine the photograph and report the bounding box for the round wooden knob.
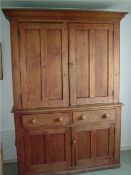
[103,113,110,119]
[105,113,110,118]
[80,115,86,120]
[72,140,76,144]
[58,117,63,122]
[31,118,36,124]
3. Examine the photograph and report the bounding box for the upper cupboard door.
[69,23,114,105]
[19,23,69,108]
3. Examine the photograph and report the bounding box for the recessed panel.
[96,129,109,158]
[30,135,46,165]
[20,23,68,108]
[46,30,62,100]
[95,30,108,97]
[77,131,91,159]
[26,30,41,101]
[46,133,66,163]
[75,29,90,98]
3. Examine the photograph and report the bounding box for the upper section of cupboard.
[3,9,126,109]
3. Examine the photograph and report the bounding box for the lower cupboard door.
[23,127,71,173]
[72,123,115,169]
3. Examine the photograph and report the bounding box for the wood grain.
[69,23,114,105]
[22,112,71,128]
[4,9,125,175]
[114,22,120,103]
[10,20,21,108]
[19,23,69,108]
[3,9,126,21]
[23,127,71,173]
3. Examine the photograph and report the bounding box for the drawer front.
[22,113,71,128]
[73,109,115,124]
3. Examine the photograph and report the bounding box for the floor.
[5,151,131,175]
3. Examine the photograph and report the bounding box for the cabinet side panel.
[114,22,120,102]
[114,107,121,164]
[11,20,21,108]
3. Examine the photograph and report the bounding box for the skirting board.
[121,145,131,151]
[4,159,17,164]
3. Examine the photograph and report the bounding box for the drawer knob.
[80,115,86,120]
[72,139,76,144]
[31,118,36,124]
[58,117,63,122]
[103,113,110,119]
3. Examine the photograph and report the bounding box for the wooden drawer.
[22,113,71,128]
[73,109,115,124]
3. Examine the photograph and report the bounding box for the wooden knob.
[31,118,36,124]
[103,113,110,119]
[105,113,110,118]
[80,115,86,120]
[58,117,63,122]
[72,140,76,144]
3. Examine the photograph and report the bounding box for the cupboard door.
[72,123,115,168]
[19,23,68,108]
[24,127,71,173]
[69,23,114,105]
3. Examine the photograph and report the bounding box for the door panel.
[30,135,46,165]
[43,30,62,100]
[45,133,66,163]
[69,23,114,105]
[19,23,68,108]
[96,127,115,160]
[24,128,71,173]
[95,30,108,97]
[72,123,115,168]
[25,30,41,101]
[75,29,90,98]
[77,131,91,160]
[96,129,109,158]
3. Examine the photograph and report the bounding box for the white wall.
[0,9,131,161]
[120,12,131,150]
[1,10,17,161]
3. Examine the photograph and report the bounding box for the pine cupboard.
[3,9,126,175]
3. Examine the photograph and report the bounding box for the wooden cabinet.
[3,9,126,175]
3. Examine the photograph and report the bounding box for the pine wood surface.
[2,9,126,175]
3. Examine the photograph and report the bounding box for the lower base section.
[14,104,121,175]
[29,164,120,175]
